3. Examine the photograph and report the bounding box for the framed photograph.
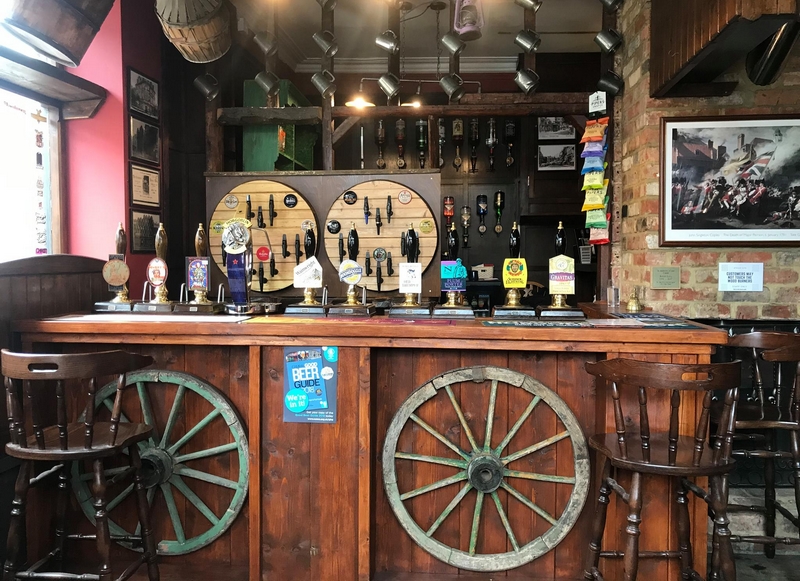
[661,116,800,246]
[130,163,160,208]
[130,209,159,253]
[538,116,576,140]
[129,116,160,165]
[538,144,576,171]
[128,69,159,119]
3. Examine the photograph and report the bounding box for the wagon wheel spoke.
[106,483,134,512]
[78,466,131,482]
[469,491,485,556]
[494,395,541,456]
[167,409,221,455]
[173,441,238,464]
[444,385,479,452]
[159,385,186,449]
[501,430,570,465]
[410,413,470,461]
[136,381,159,444]
[161,482,186,544]
[501,481,557,526]
[394,452,468,469]
[490,491,520,552]
[399,471,467,501]
[174,465,240,490]
[503,470,576,485]
[170,474,220,525]
[483,380,499,452]
[426,483,473,537]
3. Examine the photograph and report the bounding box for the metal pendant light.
[514,29,541,53]
[376,30,400,54]
[514,68,540,95]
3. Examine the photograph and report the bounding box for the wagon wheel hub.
[139,447,174,488]
[467,454,503,493]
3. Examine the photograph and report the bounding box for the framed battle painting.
[660,116,800,246]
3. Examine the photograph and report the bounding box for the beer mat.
[482,321,590,328]
[586,319,646,327]
[613,313,701,329]
[49,314,252,323]
[245,317,453,325]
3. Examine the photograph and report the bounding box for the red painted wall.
[64,0,163,295]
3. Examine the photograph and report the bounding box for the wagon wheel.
[382,366,590,572]
[71,370,249,555]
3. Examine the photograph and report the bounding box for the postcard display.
[205,172,442,301]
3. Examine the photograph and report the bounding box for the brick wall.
[615,0,800,319]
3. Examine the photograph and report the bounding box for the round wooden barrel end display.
[157,0,231,64]
[323,180,439,293]
[209,180,319,294]
[3,0,115,67]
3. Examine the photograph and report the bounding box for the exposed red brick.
[762,304,797,319]
[725,252,774,264]
[735,305,759,319]
[674,252,722,267]
[672,287,719,302]
[763,269,799,284]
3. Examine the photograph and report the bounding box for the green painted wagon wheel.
[71,370,249,555]
[382,366,590,572]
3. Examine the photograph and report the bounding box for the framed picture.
[661,116,800,246]
[128,69,159,119]
[538,117,576,140]
[130,116,160,165]
[537,144,576,171]
[130,163,160,208]
[130,209,159,253]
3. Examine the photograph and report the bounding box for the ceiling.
[230,0,603,74]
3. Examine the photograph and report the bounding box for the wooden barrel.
[2,0,115,67]
[156,0,231,64]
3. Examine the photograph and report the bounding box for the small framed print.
[130,163,160,208]
[130,116,160,165]
[537,144,576,171]
[128,68,159,119]
[537,116,576,140]
[130,209,159,253]
[187,257,211,292]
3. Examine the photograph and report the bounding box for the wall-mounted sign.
[652,266,680,289]
[283,346,338,424]
[718,263,764,292]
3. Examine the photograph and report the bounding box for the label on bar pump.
[399,263,422,294]
[293,257,323,288]
[502,258,527,289]
[548,255,575,295]
[226,252,248,304]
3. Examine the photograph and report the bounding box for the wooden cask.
[2,0,115,67]
[156,0,231,64]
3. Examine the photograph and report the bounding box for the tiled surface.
[727,489,800,555]
[735,554,800,581]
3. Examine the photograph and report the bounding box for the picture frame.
[537,116,576,140]
[129,163,160,208]
[660,115,800,247]
[128,68,159,119]
[129,116,160,165]
[130,209,159,253]
[537,144,576,171]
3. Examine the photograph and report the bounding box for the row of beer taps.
[368,117,517,172]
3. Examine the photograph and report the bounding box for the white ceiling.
[231,0,603,73]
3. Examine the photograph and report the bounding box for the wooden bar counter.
[14,309,728,581]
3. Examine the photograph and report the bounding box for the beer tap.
[376,119,387,169]
[405,223,419,262]
[246,195,255,221]
[359,124,365,169]
[221,240,227,263]
[452,118,464,171]
[416,119,428,168]
[347,222,359,260]
[376,260,383,291]
[294,234,303,265]
[268,194,277,226]
[386,195,393,223]
[438,118,446,168]
[504,119,516,168]
[395,119,407,169]
[443,196,455,227]
[269,256,278,277]
[338,232,345,265]
[257,206,265,228]
[461,205,471,248]
[555,220,567,255]
[281,234,289,258]
[447,222,459,260]
[304,224,316,258]
[364,196,371,224]
[365,251,373,276]
[509,221,521,258]
[486,117,498,171]
[375,208,382,236]
[477,194,488,236]
[258,262,266,292]
[494,190,505,234]
[469,117,479,173]
[386,252,394,275]
[400,232,407,257]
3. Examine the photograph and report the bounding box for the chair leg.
[676,479,694,581]
[583,458,611,580]
[623,472,643,581]
[130,447,159,581]
[790,427,800,538]
[53,461,71,571]
[710,475,736,581]
[92,459,112,581]
[3,462,31,581]
[764,430,777,559]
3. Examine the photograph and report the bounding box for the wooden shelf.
[0,46,106,120]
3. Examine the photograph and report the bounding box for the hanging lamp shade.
[156,0,232,63]
[454,0,485,41]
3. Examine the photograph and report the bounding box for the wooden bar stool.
[582,358,741,581]
[1,349,160,581]
[721,332,800,557]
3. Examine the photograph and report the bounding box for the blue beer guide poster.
[283,346,339,423]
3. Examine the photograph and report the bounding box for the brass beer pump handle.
[115,222,126,255]
[195,223,207,256]
[155,223,168,260]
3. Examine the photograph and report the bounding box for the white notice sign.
[399,262,422,294]
[589,91,607,114]
[718,263,763,292]
[293,257,323,289]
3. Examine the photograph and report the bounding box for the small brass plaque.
[652,267,681,290]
